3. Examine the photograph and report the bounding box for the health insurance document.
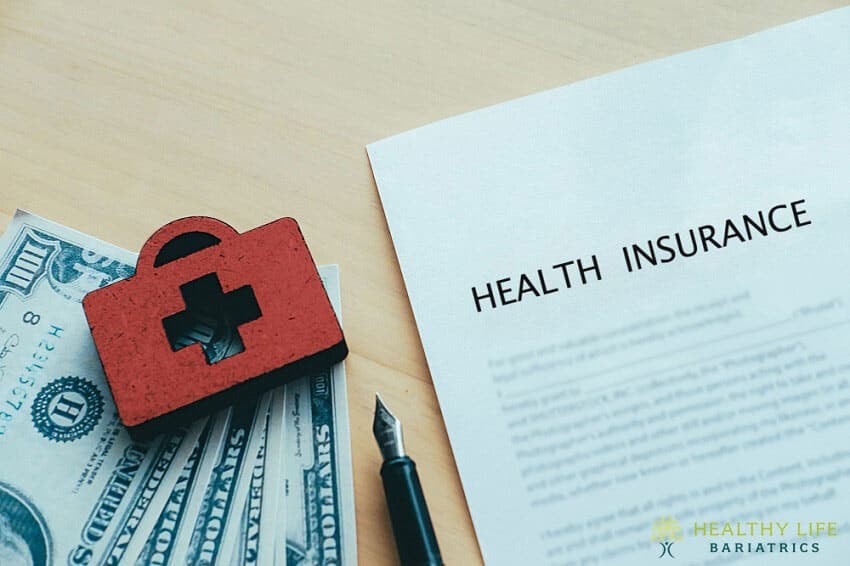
[367,8,850,566]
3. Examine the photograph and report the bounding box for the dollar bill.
[130,416,222,565]
[281,266,357,565]
[97,418,208,566]
[183,266,356,566]
[0,211,201,566]
[176,393,271,565]
[225,391,275,566]
[0,210,357,566]
[254,388,286,564]
[137,376,278,566]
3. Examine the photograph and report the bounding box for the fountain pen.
[373,394,443,566]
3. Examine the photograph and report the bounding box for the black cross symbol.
[162,273,261,364]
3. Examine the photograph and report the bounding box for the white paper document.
[368,8,850,566]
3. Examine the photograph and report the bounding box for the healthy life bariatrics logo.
[650,518,837,559]
[695,521,835,555]
[650,517,684,558]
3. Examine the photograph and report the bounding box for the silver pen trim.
[373,393,406,460]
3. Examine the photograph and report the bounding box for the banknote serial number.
[0,315,64,436]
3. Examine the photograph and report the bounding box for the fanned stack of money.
[0,211,357,566]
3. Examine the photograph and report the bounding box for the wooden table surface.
[1,1,846,563]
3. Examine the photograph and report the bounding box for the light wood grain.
[1,1,846,563]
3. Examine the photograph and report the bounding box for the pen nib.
[373,393,405,461]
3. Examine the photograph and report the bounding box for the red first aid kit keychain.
[83,216,347,431]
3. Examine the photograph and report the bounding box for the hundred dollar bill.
[159,410,230,564]
[224,391,275,566]
[173,392,270,565]
[0,210,201,566]
[130,417,223,565]
[254,387,287,564]
[281,265,357,565]
[97,418,207,566]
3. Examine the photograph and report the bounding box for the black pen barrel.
[380,456,443,566]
